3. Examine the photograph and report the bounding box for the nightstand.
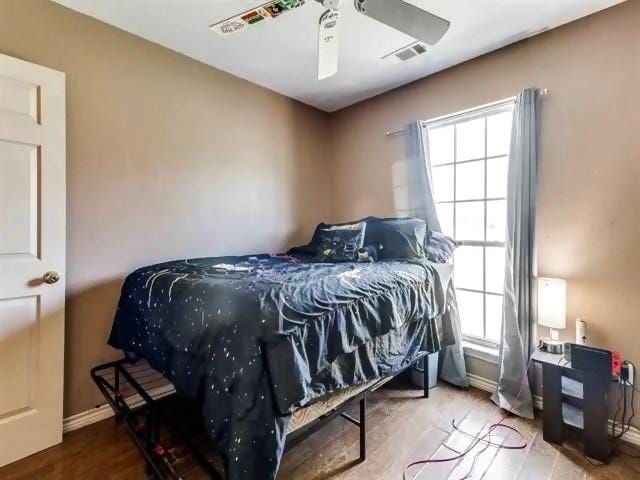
[532,348,613,463]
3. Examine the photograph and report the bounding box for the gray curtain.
[405,121,469,388]
[491,89,538,419]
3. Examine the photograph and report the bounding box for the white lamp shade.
[537,277,567,329]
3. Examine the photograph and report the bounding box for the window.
[427,101,514,346]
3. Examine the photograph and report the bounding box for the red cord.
[451,421,527,450]
[403,356,534,480]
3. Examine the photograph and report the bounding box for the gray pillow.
[426,231,458,263]
[317,222,367,262]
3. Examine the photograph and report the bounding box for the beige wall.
[0,0,331,416]
[330,1,640,422]
[1,0,638,422]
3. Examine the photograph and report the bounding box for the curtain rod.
[385,88,549,137]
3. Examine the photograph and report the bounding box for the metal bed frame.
[90,352,430,479]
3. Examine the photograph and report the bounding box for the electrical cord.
[610,359,637,453]
[458,431,493,480]
[619,361,636,438]
[625,361,636,432]
[613,361,637,440]
[402,354,636,479]
[402,355,533,480]
[403,422,527,480]
[440,428,496,480]
[583,360,637,468]
[612,380,626,439]
[450,422,527,450]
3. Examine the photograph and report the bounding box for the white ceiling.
[53,0,624,112]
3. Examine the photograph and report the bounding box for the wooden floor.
[2,382,640,480]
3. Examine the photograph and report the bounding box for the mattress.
[108,254,451,480]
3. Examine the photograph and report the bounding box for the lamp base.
[541,338,564,354]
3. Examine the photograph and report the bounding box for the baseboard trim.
[63,373,640,449]
[466,372,640,448]
[63,384,175,434]
[467,373,497,393]
[63,404,113,433]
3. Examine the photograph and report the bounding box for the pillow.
[363,217,428,260]
[316,222,366,262]
[290,217,428,259]
[288,218,374,256]
[426,231,458,263]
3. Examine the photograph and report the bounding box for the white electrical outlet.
[627,362,634,386]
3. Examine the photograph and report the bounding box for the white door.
[0,53,66,466]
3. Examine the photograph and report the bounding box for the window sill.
[463,341,499,365]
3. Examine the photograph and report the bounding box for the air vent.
[412,43,426,55]
[396,49,416,61]
[381,41,428,64]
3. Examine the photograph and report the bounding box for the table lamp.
[537,277,566,354]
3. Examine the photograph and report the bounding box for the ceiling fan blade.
[354,0,450,46]
[318,9,341,80]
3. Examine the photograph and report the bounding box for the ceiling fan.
[210,0,450,81]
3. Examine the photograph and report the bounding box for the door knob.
[43,271,60,284]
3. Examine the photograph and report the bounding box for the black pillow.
[289,218,373,256]
[426,231,458,263]
[316,222,367,262]
[363,217,428,260]
[287,222,336,256]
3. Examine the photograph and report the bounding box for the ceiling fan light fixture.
[211,0,449,80]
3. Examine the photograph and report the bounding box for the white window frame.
[425,98,515,349]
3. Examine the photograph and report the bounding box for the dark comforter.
[108,254,450,479]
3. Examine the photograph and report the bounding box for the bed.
[106,252,453,480]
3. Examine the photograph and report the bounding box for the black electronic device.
[570,343,612,377]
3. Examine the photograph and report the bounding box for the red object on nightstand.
[612,351,622,376]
